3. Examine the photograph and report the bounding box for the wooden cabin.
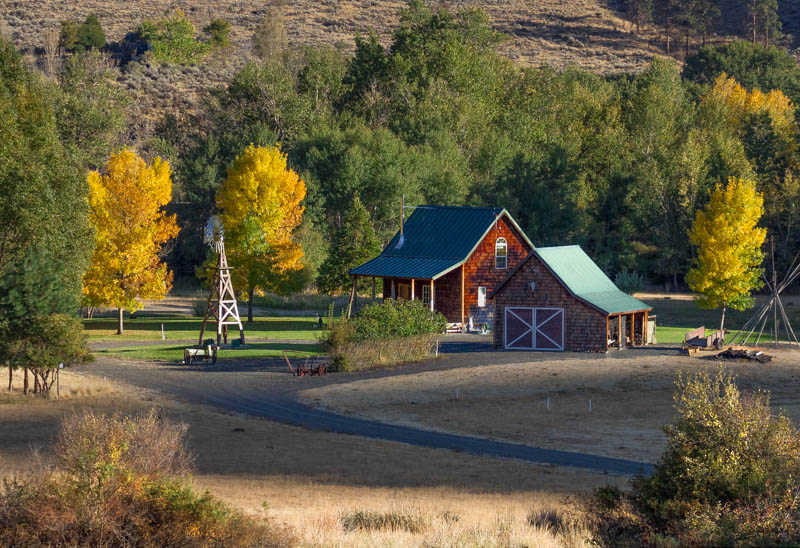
[350,206,533,329]
[490,246,652,352]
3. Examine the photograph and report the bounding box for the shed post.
[643,310,649,344]
[605,316,610,352]
[430,279,435,312]
[411,278,415,301]
[618,315,623,349]
[629,313,635,346]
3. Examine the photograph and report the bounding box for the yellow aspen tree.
[82,149,179,334]
[216,144,305,322]
[686,177,766,333]
[702,74,795,138]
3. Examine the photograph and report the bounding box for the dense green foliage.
[0,410,292,546]
[59,14,106,53]
[350,299,447,342]
[203,18,231,49]
[165,3,800,292]
[0,38,92,300]
[317,193,382,295]
[591,369,800,546]
[323,300,446,370]
[137,10,209,64]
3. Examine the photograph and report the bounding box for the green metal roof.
[533,246,651,315]
[350,256,462,279]
[350,206,532,280]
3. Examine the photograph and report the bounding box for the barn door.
[504,307,564,351]
[504,307,534,349]
[533,308,564,351]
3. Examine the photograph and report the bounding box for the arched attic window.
[495,237,507,269]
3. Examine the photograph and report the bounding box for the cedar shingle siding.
[492,254,608,352]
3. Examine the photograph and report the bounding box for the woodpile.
[716,348,772,363]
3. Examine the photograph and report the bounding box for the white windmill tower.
[198,216,245,346]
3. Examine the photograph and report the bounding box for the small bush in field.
[204,18,231,49]
[589,368,800,547]
[321,300,446,371]
[340,509,427,533]
[614,270,645,295]
[0,410,293,547]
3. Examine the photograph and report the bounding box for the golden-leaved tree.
[216,144,305,322]
[686,177,766,333]
[83,150,179,334]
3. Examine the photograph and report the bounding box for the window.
[478,286,487,308]
[495,238,507,269]
[422,284,431,305]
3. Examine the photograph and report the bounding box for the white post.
[430,280,435,312]
[411,278,415,301]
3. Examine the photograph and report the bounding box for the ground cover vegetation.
[0,409,293,547]
[323,299,447,371]
[589,367,800,546]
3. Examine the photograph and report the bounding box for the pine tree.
[317,193,382,295]
[686,177,767,332]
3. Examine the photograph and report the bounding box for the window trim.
[478,286,487,308]
[422,284,431,305]
[495,237,508,269]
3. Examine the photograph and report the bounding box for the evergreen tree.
[746,0,781,45]
[317,193,382,295]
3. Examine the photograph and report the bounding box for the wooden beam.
[618,315,623,349]
[460,265,465,325]
[644,310,649,344]
[411,278,415,301]
[430,279,435,312]
[606,316,610,352]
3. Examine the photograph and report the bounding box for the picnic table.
[683,326,725,354]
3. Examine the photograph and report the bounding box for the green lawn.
[83,316,325,343]
[642,295,800,344]
[94,342,324,362]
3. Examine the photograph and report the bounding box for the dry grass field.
[300,347,800,464]
[2,368,625,546]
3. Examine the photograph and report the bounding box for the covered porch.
[349,265,466,326]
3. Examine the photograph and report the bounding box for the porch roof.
[349,255,462,280]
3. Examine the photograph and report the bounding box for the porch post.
[618,315,623,349]
[411,278,415,300]
[460,265,465,324]
[430,279,435,312]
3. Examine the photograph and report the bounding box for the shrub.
[137,10,209,64]
[589,368,800,546]
[0,410,293,547]
[204,18,231,49]
[321,300,447,371]
[614,270,645,295]
[59,15,106,53]
[192,291,208,316]
[340,509,427,533]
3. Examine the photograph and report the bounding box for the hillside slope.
[5,0,663,73]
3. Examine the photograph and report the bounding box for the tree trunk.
[33,373,39,394]
[685,30,689,59]
[752,1,757,43]
[720,305,727,334]
[7,362,11,391]
[248,289,254,323]
[665,0,671,54]
[117,307,124,335]
[23,367,28,395]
